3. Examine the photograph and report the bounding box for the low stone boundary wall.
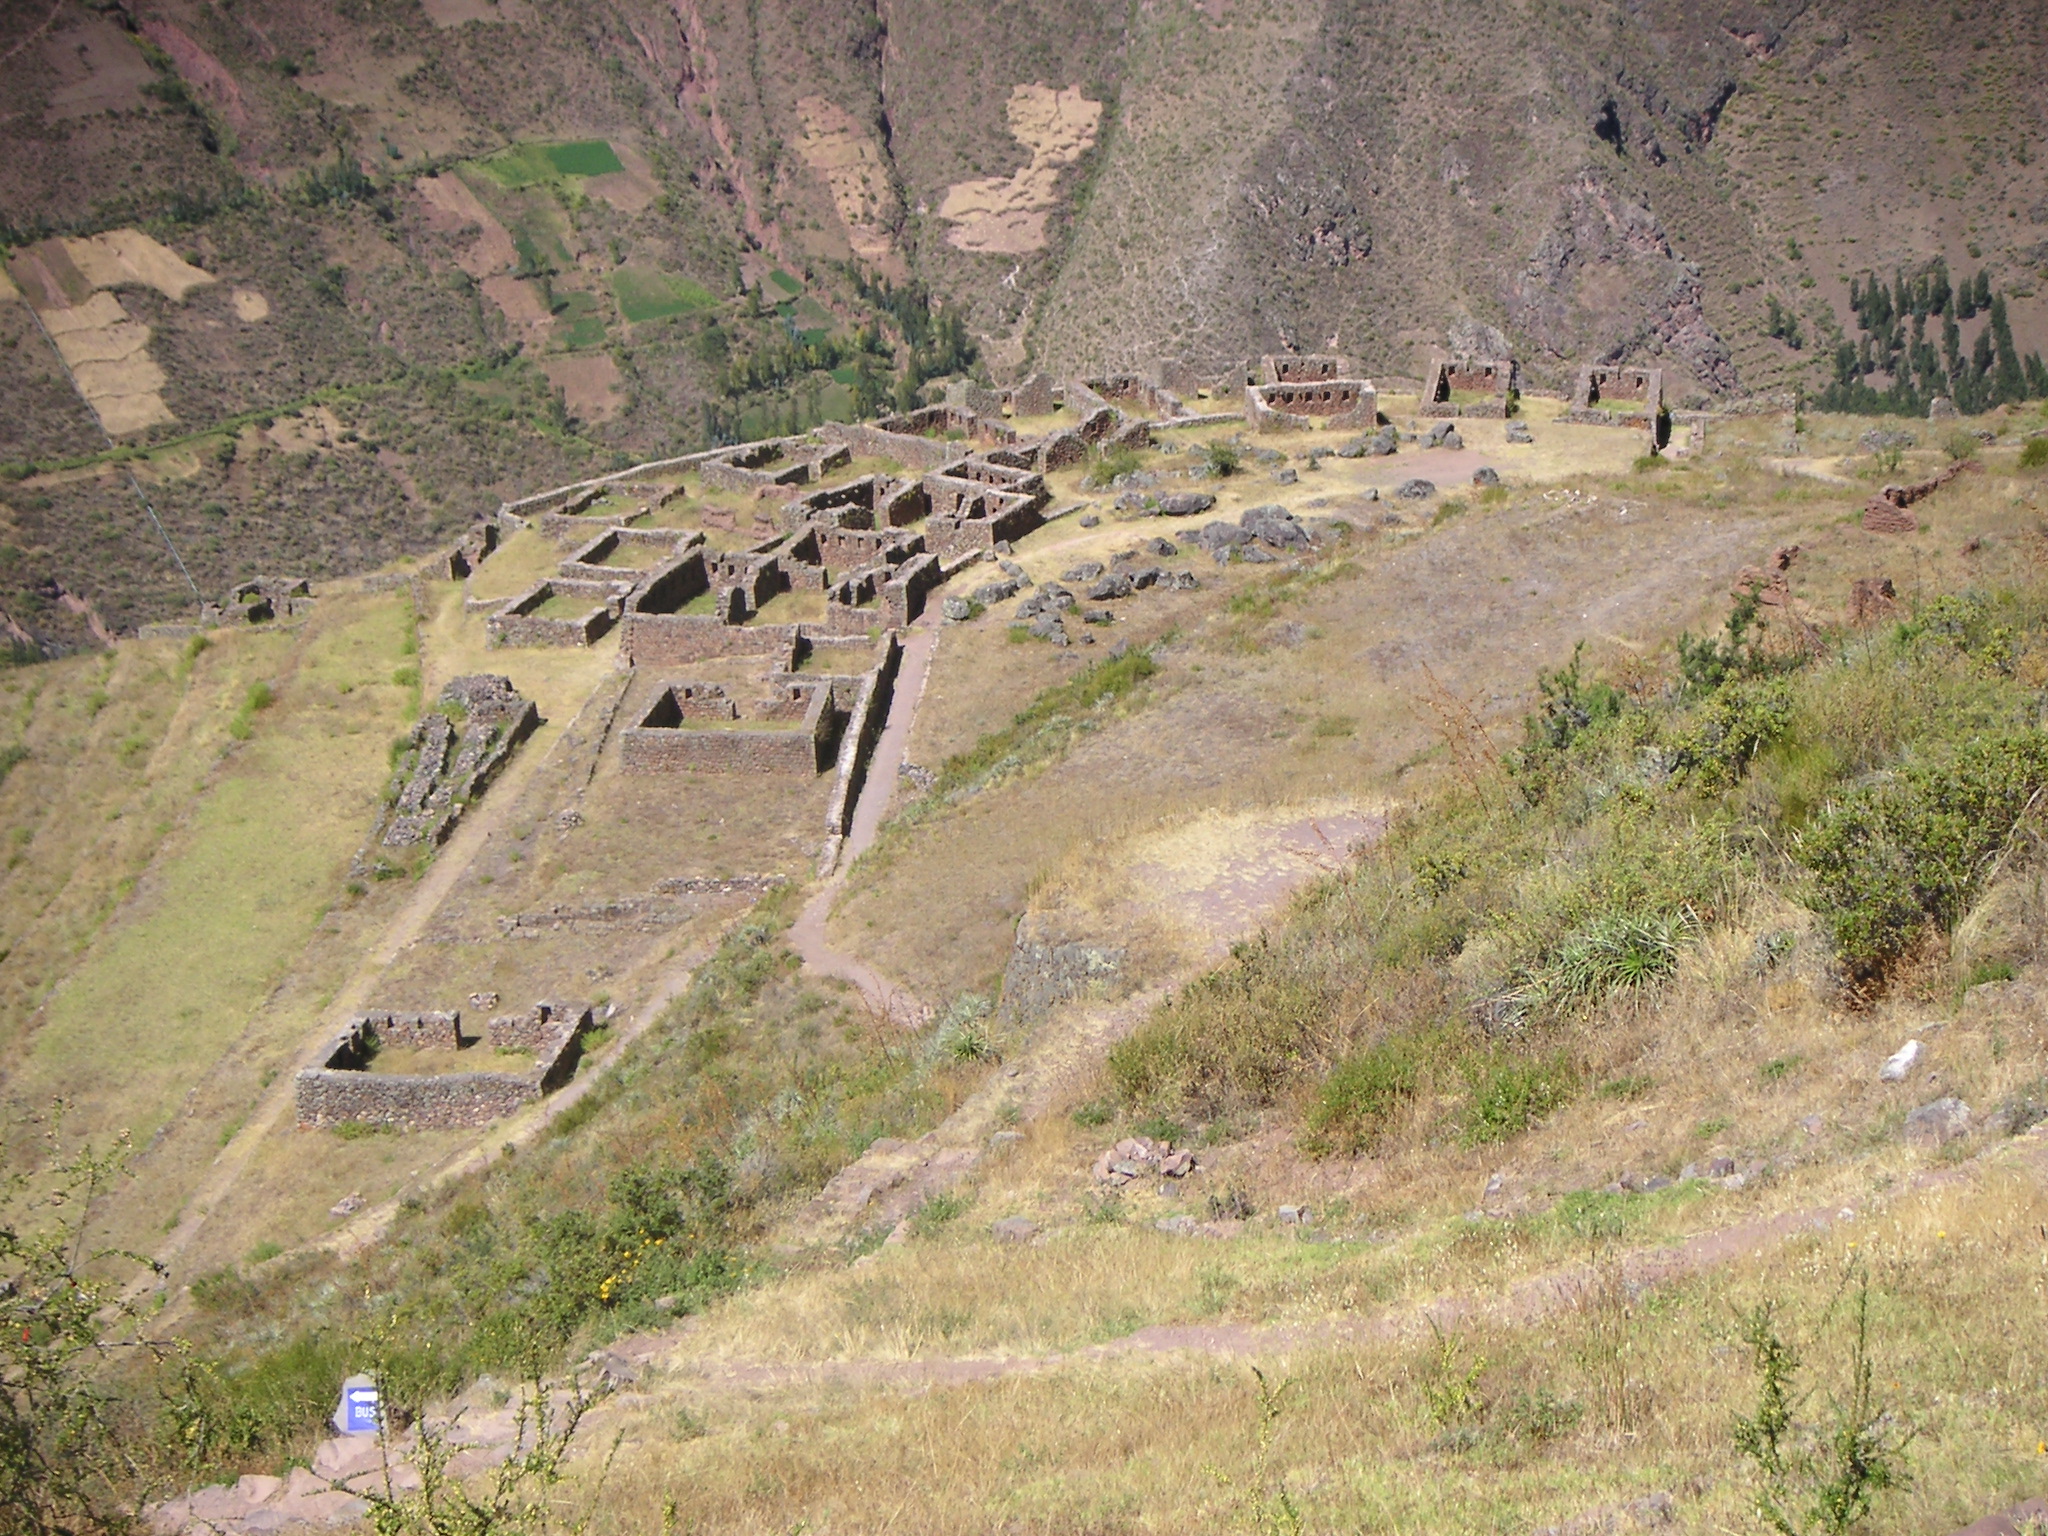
[294,1002,589,1130]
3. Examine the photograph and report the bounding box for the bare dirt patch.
[40,12,152,120]
[230,288,270,322]
[39,291,174,435]
[583,141,661,214]
[415,174,521,278]
[937,84,1103,255]
[796,96,902,268]
[540,352,623,423]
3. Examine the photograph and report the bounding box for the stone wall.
[1262,354,1349,384]
[814,421,964,472]
[487,582,615,648]
[1246,380,1377,433]
[882,551,941,628]
[822,632,903,844]
[1422,356,1515,418]
[294,1002,589,1130]
[1564,365,1664,430]
[1009,372,1058,417]
[621,614,801,667]
[620,680,843,775]
[998,911,1128,1023]
[375,675,540,848]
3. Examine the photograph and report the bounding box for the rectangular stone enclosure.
[1245,380,1377,433]
[294,1003,591,1131]
[1422,356,1515,418]
[620,679,846,775]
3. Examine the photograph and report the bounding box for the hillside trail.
[133,675,631,1298]
[784,618,938,1023]
[773,805,1381,1250]
[622,1120,2048,1399]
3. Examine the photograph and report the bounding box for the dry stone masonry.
[1421,355,1516,419]
[372,675,540,850]
[294,1002,591,1131]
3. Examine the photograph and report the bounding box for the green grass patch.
[476,140,622,188]
[611,267,716,324]
[767,269,802,298]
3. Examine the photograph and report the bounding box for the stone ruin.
[1421,355,1515,419]
[294,1002,590,1131]
[201,576,313,627]
[621,674,851,776]
[1566,365,1663,428]
[371,674,540,849]
[1862,458,1974,535]
[1245,355,1377,435]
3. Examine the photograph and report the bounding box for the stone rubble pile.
[1091,1135,1197,1185]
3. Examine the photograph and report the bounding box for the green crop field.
[611,266,717,323]
[475,139,624,189]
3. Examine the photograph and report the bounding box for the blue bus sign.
[333,1373,380,1435]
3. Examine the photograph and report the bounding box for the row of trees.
[1818,261,2048,416]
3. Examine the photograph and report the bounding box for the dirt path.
[785,620,939,1022]
[644,1123,2048,1399]
[135,680,627,1297]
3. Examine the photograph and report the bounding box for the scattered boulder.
[1276,1205,1309,1225]
[1168,570,1201,590]
[1241,504,1311,549]
[1157,492,1216,517]
[1472,466,1500,487]
[1062,561,1106,582]
[942,596,974,622]
[1879,1039,1923,1082]
[1142,536,1178,557]
[1196,520,1251,551]
[1507,421,1534,443]
[1425,421,1456,447]
[1087,572,1135,601]
[1156,1215,1199,1235]
[1128,566,1164,590]
[1367,427,1399,456]
[992,1216,1039,1243]
[1079,607,1117,625]
[330,1192,364,1218]
[1273,467,1298,485]
[1928,396,1960,421]
[998,558,1026,577]
[1396,478,1437,500]
[1239,545,1277,563]
[972,578,1022,605]
[1905,1097,1972,1148]
[1079,513,1101,528]
[1027,612,1068,645]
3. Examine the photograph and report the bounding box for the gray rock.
[1087,572,1134,600]
[1273,468,1298,485]
[1155,1215,1198,1236]
[1061,561,1106,582]
[1472,466,1500,486]
[1196,520,1251,550]
[1078,513,1100,528]
[1239,545,1278,563]
[971,578,1021,605]
[1367,427,1399,456]
[1425,421,1455,447]
[941,596,973,622]
[1440,429,1464,450]
[1507,421,1533,443]
[1396,478,1437,500]
[1129,566,1164,589]
[1249,446,1286,466]
[1357,486,1380,501]
[1157,492,1215,516]
[998,559,1026,577]
[1707,1156,1736,1178]
[1276,1205,1307,1224]
[994,539,1014,554]
[992,1216,1038,1242]
[1027,612,1068,645]
[1905,1096,1972,1148]
[1169,570,1200,590]
[1142,537,1178,556]
[1079,607,1117,625]
[1114,490,1153,513]
[1241,503,1310,549]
